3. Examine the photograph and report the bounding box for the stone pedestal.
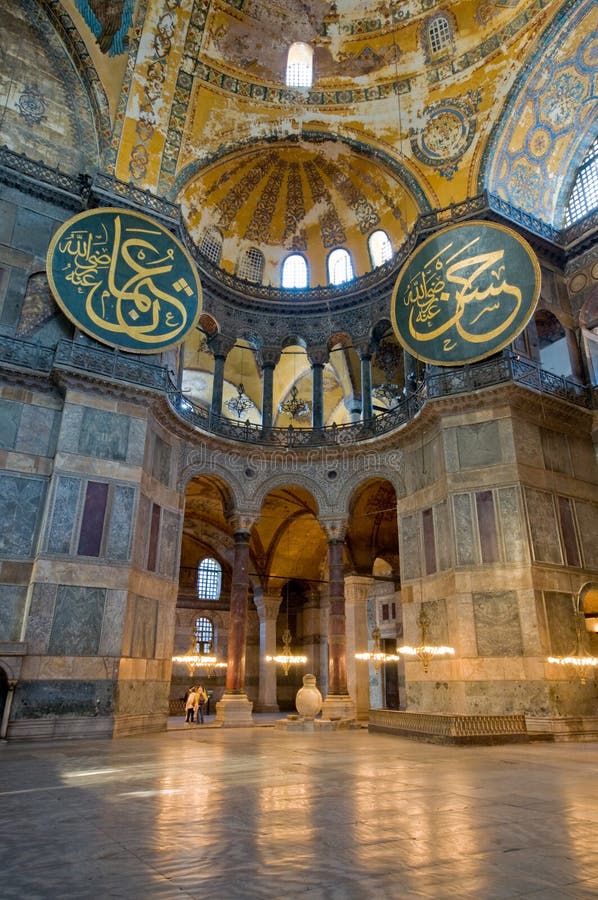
[321,693,355,721]
[525,715,598,742]
[215,692,254,727]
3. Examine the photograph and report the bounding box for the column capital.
[226,516,258,537]
[257,346,282,370]
[254,594,283,622]
[354,339,376,361]
[208,334,236,358]
[307,346,329,367]
[344,574,374,604]
[320,518,348,542]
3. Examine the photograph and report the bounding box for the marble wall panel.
[422,507,436,575]
[476,491,499,563]
[99,590,127,657]
[57,405,84,454]
[421,598,449,645]
[453,493,477,566]
[513,419,543,468]
[497,487,527,564]
[130,596,158,659]
[48,585,106,656]
[569,434,598,484]
[0,398,21,449]
[473,591,523,657]
[18,404,60,457]
[25,582,58,654]
[127,417,147,467]
[400,514,421,581]
[0,584,27,641]
[435,499,451,572]
[105,485,136,560]
[158,508,182,578]
[524,487,563,564]
[79,408,130,462]
[574,500,598,569]
[540,427,573,476]
[456,421,500,469]
[152,434,171,486]
[0,473,46,558]
[132,493,151,567]
[11,680,115,719]
[47,476,81,554]
[544,591,577,656]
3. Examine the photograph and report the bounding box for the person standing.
[195,685,208,724]
[185,686,197,723]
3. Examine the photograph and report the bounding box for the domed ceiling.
[180,140,419,287]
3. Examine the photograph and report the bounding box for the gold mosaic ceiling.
[180,141,419,287]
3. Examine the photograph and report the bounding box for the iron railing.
[1,336,592,448]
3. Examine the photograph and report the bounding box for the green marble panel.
[0,398,21,450]
[497,486,527,564]
[11,680,115,719]
[105,484,135,560]
[524,487,562,564]
[48,585,106,656]
[47,475,81,554]
[78,408,130,461]
[453,493,477,565]
[473,591,523,657]
[574,500,598,569]
[456,421,500,469]
[544,591,577,656]
[400,514,421,581]
[0,473,46,558]
[0,584,27,641]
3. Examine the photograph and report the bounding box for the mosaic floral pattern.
[284,162,307,251]
[410,92,481,179]
[485,0,596,225]
[16,84,47,125]
[316,158,379,233]
[244,161,287,242]
[304,160,346,247]
[217,155,275,228]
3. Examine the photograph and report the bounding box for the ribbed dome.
[180,139,420,287]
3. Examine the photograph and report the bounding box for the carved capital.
[208,334,236,358]
[254,595,283,621]
[307,345,329,367]
[257,346,282,369]
[320,517,348,541]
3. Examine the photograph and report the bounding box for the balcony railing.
[1,336,592,448]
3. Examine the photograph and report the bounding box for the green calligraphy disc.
[47,208,202,354]
[391,221,540,366]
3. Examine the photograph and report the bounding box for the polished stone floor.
[1,717,598,899]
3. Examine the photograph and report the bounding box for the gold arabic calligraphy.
[58,215,191,345]
[404,237,522,353]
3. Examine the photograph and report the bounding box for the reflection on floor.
[1,716,598,899]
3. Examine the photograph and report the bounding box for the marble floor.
[1,719,598,899]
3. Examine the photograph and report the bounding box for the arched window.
[565,137,598,226]
[197,557,222,600]
[194,616,213,654]
[238,247,265,283]
[328,248,354,286]
[282,254,308,289]
[199,227,223,265]
[286,42,313,88]
[368,230,392,268]
[428,15,452,56]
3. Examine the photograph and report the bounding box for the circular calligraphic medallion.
[391,222,540,366]
[47,208,202,354]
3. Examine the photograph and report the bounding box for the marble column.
[566,327,584,382]
[208,335,234,422]
[258,347,281,432]
[403,348,418,394]
[359,350,373,425]
[254,592,282,712]
[344,575,374,720]
[308,347,328,430]
[320,522,355,720]
[0,679,17,740]
[216,523,255,726]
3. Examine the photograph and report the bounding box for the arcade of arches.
[0,0,597,744]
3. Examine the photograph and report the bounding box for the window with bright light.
[194,616,213,653]
[328,248,354,285]
[238,247,265,283]
[565,137,598,226]
[199,227,223,265]
[428,16,451,55]
[368,230,392,267]
[197,557,222,600]
[282,254,308,288]
[286,42,314,88]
